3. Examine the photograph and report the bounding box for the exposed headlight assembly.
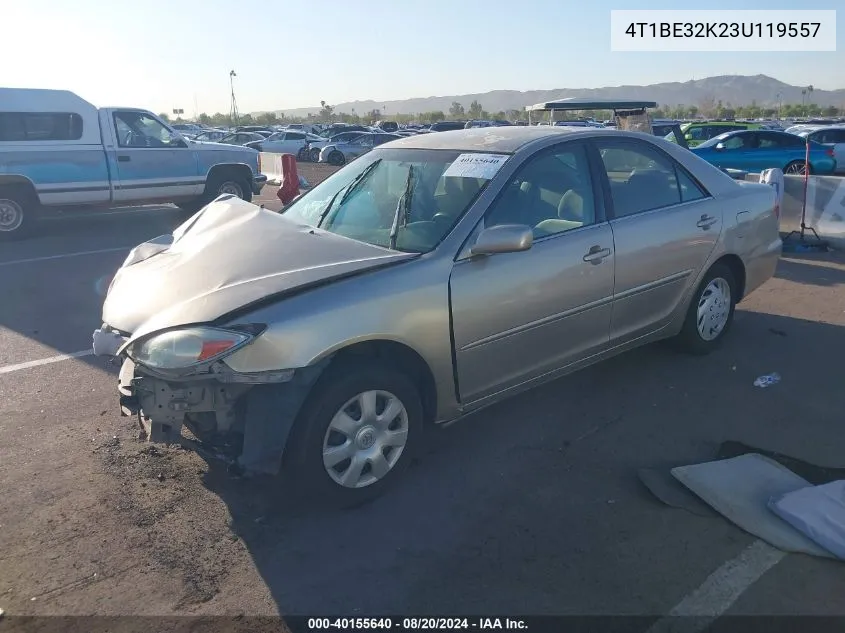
[127,325,261,372]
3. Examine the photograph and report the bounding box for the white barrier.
[259,152,285,186]
[745,173,845,250]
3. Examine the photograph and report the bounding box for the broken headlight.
[127,326,253,370]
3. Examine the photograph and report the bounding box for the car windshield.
[281,148,504,253]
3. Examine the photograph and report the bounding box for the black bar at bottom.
[1,616,844,633]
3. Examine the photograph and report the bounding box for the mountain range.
[273,75,845,117]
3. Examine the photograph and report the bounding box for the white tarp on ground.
[770,480,845,560]
[671,454,837,558]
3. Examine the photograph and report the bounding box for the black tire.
[284,359,423,508]
[784,160,808,176]
[327,150,346,166]
[309,148,321,163]
[0,186,37,241]
[297,147,309,161]
[206,171,253,203]
[673,263,738,355]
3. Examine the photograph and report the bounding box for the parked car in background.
[94,126,781,506]
[304,131,377,162]
[171,123,205,138]
[680,121,762,147]
[234,126,274,136]
[691,130,836,175]
[0,88,265,239]
[375,121,399,133]
[429,121,466,132]
[193,128,230,143]
[244,131,323,155]
[793,126,845,173]
[318,132,401,165]
[219,132,267,146]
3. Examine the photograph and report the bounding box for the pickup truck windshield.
[281,148,501,253]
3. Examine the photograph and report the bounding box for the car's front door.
[594,138,721,345]
[348,135,374,159]
[450,141,615,404]
[111,110,202,202]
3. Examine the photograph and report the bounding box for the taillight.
[826,148,835,157]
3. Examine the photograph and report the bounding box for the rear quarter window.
[0,112,84,141]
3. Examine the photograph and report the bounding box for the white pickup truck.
[0,88,267,240]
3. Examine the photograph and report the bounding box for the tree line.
[160,97,845,127]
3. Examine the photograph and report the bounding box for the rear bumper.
[252,173,268,194]
[744,237,782,298]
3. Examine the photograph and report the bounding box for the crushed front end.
[94,323,325,475]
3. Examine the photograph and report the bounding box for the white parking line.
[645,540,786,633]
[0,349,94,375]
[0,247,130,267]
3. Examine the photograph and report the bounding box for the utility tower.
[229,70,239,126]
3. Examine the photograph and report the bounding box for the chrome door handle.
[583,245,611,264]
[697,214,718,229]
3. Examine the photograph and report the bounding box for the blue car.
[691,129,837,175]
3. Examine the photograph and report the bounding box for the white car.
[795,125,845,174]
[256,131,324,156]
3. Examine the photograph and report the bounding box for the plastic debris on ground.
[753,372,781,388]
[770,480,845,561]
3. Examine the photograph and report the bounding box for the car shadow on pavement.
[775,255,845,287]
[188,308,845,616]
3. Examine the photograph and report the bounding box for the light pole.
[229,70,239,127]
[776,92,782,120]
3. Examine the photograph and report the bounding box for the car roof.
[525,97,657,112]
[382,125,608,153]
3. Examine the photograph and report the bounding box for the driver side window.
[114,111,178,148]
[484,143,596,239]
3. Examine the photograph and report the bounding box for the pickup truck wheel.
[284,359,423,508]
[673,263,737,355]
[0,188,35,241]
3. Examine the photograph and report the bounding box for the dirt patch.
[94,422,266,609]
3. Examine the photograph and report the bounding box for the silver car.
[318,132,402,166]
[93,127,781,506]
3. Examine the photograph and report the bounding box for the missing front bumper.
[115,357,329,475]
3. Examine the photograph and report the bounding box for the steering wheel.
[431,212,452,228]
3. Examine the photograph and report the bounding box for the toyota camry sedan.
[93,126,781,507]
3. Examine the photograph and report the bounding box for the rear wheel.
[784,160,808,175]
[284,359,422,508]
[673,263,737,355]
[0,186,36,241]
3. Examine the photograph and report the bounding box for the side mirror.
[470,224,533,256]
[684,133,693,140]
[714,142,726,151]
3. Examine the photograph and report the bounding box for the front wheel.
[784,160,808,175]
[309,148,321,163]
[327,150,346,166]
[284,360,423,508]
[673,263,737,355]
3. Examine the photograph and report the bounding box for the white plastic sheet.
[769,480,845,561]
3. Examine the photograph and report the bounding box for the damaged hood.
[103,197,416,338]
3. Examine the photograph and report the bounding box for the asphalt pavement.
[1,196,845,625]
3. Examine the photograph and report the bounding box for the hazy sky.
[2,0,841,114]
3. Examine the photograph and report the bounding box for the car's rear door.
[593,138,722,345]
[450,141,615,404]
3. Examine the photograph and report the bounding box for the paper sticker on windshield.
[443,153,509,180]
